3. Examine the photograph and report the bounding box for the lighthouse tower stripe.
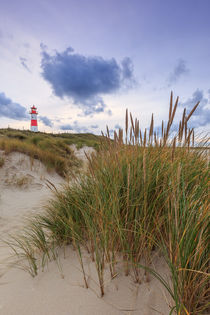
[30,105,38,132]
[31,120,38,126]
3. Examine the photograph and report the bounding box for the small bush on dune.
[7,93,209,314]
[6,131,27,141]
[30,135,43,145]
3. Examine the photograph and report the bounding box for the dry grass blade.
[130,126,133,143]
[184,120,188,141]
[185,128,193,147]
[169,91,173,121]
[106,125,110,138]
[125,108,128,143]
[165,96,179,145]
[149,113,154,143]
[119,128,123,144]
[130,112,135,133]
[172,137,176,161]
[178,121,182,141]
[45,179,59,193]
[154,131,158,146]
[170,96,179,125]
[134,118,139,143]
[185,101,200,122]
[114,130,118,143]
[179,108,186,142]
[161,120,164,138]
[143,128,147,147]
[140,130,143,145]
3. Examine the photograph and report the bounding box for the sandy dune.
[0,149,171,315]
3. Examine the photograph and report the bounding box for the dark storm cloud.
[39,116,53,127]
[182,89,210,127]
[168,59,189,85]
[19,57,31,73]
[0,92,28,120]
[41,46,135,115]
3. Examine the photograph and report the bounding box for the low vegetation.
[0,130,102,176]
[4,174,32,188]
[6,94,210,314]
[0,129,102,149]
[0,156,4,167]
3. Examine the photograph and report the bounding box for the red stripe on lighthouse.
[31,120,38,126]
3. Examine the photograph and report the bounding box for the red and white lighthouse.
[30,105,38,132]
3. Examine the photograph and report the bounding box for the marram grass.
[6,93,210,314]
[0,137,79,176]
[0,129,103,176]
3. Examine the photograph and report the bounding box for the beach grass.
[6,93,210,314]
[0,130,102,176]
[0,129,102,150]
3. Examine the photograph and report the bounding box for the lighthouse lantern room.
[30,105,38,132]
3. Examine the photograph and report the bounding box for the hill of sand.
[0,149,171,315]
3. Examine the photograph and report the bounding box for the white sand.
[70,144,96,170]
[0,150,172,315]
[70,145,96,161]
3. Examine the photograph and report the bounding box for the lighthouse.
[30,105,38,132]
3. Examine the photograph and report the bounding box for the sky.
[0,0,210,135]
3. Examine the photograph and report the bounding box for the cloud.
[0,92,28,120]
[39,116,53,127]
[60,121,88,133]
[168,59,189,85]
[90,124,99,129]
[19,57,31,73]
[115,124,122,129]
[23,42,30,49]
[60,124,73,131]
[0,30,13,43]
[182,89,210,127]
[41,46,135,115]
[40,42,48,51]
[106,109,112,116]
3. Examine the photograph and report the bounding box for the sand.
[0,149,172,315]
